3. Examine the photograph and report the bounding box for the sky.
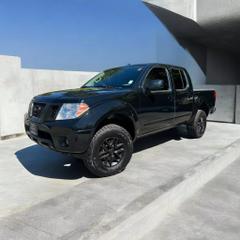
[0,0,205,84]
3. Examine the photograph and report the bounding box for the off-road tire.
[186,110,207,138]
[83,124,133,177]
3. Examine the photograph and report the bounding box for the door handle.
[168,95,173,101]
[187,96,193,101]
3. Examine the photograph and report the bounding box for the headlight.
[28,101,33,117]
[56,103,89,120]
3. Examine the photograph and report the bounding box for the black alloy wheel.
[98,137,125,168]
[196,115,206,136]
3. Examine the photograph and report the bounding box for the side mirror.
[147,79,165,91]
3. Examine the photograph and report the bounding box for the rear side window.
[171,69,188,90]
[180,70,188,89]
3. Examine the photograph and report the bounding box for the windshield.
[83,65,144,88]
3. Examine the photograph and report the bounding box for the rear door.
[169,68,194,124]
[139,66,175,135]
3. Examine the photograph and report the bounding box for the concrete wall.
[197,0,240,24]
[143,0,240,124]
[144,0,196,20]
[198,85,236,123]
[180,40,207,75]
[0,55,97,138]
[145,0,240,25]
[21,68,96,97]
[0,54,239,138]
[0,56,22,137]
[206,48,238,85]
[236,85,240,124]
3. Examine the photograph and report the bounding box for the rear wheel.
[83,124,133,177]
[186,110,207,138]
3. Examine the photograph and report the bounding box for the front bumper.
[24,115,93,154]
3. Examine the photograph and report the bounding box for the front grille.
[31,103,46,118]
[49,105,60,120]
[29,102,60,120]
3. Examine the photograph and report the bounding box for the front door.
[139,66,175,135]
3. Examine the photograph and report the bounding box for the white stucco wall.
[0,55,97,138]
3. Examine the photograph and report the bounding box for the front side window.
[145,67,170,90]
[83,66,144,89]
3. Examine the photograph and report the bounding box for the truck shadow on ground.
[15,127,187,180]
[15,146,92,180]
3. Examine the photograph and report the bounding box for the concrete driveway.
[141,156,240,240]
[0,122,240,239]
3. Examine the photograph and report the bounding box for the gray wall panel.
[197,85,236,123]
[236,85,240,124]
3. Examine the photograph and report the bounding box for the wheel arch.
[95,112,137,140]
[198,103,210,116]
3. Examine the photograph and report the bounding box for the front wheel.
[186,110,207,138]
[83,124,133,177]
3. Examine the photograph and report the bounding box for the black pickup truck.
[25,64,216,177]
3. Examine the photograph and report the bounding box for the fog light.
[59,137,70,147]
[65,138,70,146]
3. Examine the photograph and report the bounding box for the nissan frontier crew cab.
[25,64,216,177]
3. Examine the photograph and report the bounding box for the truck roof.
[121,63,187,71]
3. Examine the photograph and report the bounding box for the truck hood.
[33,87,134,106]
